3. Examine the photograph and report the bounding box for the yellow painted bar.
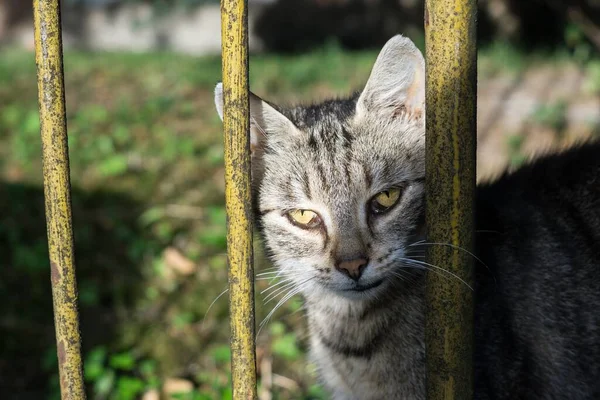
[424,0,477,399]
[220,0,257,398]
[32,1,86,399]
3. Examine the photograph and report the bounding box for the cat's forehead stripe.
[285,96,358,128]
[341,125,354,148]
[301,169,312,201]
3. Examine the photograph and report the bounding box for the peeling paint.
[50,261,61,284]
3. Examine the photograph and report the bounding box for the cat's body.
[215,35,600,399]
[474,144,600,399]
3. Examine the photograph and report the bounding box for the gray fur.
[215,35,600,399]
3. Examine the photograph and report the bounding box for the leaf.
[172,311,195,328]
[207,206,226,225]
[94,369,115,397]
[98,155,128,177]
[269,322,286,336]
[85,363,105,382]
[211,346,231,364]
[87,347,107,364]
[22,110,41,136]
[85,346,107,381]
[220,386,233,400]
[116,376,146,400]
[139,207,165,227]
[139,359,157,377]
[109,352,136,371]
[198,230,226,249]
[272,333,301,361]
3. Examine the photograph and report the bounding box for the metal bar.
[32,1,86,399]
[424,0,477,399]
[220,0,257,398]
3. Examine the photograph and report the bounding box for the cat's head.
[214,35,426,303]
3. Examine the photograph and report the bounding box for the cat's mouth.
[343,279,384,293]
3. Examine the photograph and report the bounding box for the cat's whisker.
[260,276,294,291]
[201,287,229,327]
[256,267,281,275]
[256,271,304,282]
[476,229,502,234]
[261,281,295,304]
[262,289,301,328]
[255,272,282,279]
[404,254,426,259]
[390,268,419,284]
[408,241,489,271]
[388,271,408,283]
[262,281,302,304]
[264,278,313,315]
[401,262,461,288]
[256,268,304,281]
[251,115,268,139]
[256,273,278,279]
[403,262,472,291]
[393,268,422,287]
[254,271,277,278]
[400,257,473,291]
[257,278,314,338]
[407,242,496,284]
[260,269,305,279]
[259,269,305,277]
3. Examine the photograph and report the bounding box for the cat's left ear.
[356,35,425,119]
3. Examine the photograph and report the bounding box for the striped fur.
[215,35,600,399]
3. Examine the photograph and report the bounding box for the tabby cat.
[214,35,600,399]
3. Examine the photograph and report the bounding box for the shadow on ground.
[0,182,156,398]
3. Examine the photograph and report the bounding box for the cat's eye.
[287,209,322,229]
[370,188,402,214]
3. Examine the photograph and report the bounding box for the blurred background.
[0,0,599,399]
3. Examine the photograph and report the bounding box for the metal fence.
[33,1,86,399]
[424,1,477,398]
[33,0,476,398]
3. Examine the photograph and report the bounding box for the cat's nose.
[336,258,369,281]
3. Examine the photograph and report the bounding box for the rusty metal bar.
[32,1,86,399]
[424,0,477,399]
[220,0,257,398]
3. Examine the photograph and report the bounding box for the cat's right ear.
[214,83,296,153]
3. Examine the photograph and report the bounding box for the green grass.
[0,43,376,400]
[0,41,596,399]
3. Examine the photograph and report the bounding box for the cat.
[214,35,600,399]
